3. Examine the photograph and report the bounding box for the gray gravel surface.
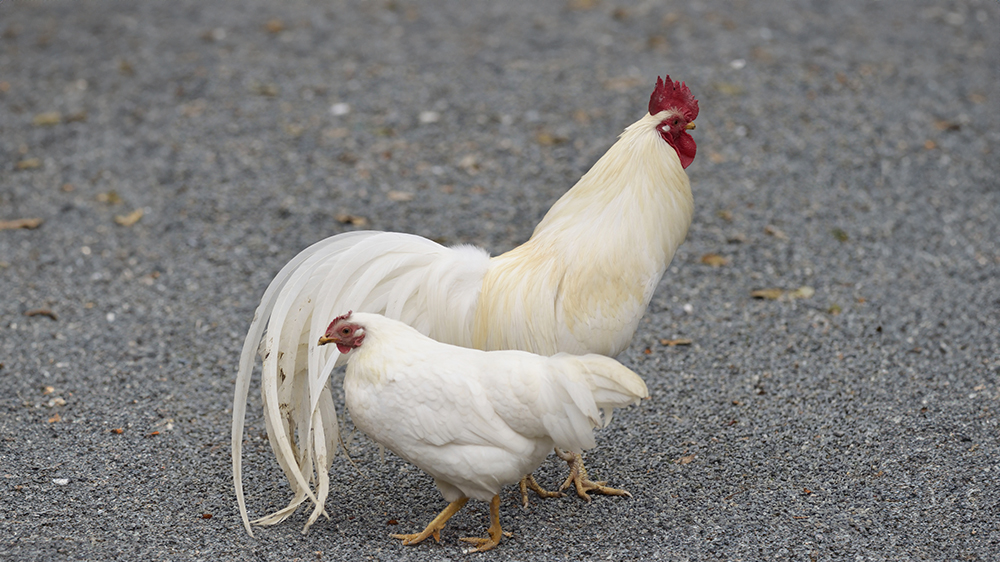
[2,1,998,560]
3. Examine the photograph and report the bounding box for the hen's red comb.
[324,310,354,334]
[648,75,699,122]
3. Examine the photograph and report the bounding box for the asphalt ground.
[1,1,998,560]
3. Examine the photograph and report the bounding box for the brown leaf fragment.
[0,218,43,230]
[788,286,815,300]
[751,288,784,300]
[264,19,286,34]
[764,225,788,239]
[700,253,729,267]
[201,513,213,519]
[387,519,398,525]
[111,428,124,434]
[713,82,743,96]
[147,431,160,437]
[387,191,415,202]
[717,210,733,221]
[335,213,369,227]
[675,453,696,465]
[96,191,122,205]
[660,338,693,347]
[48,413,61,423]
[933,119,960,132]
[66,111,88,123]
[0,81,10,93]
[923,140,936,150]
[43,386,55,395]
[802,488,813,495]
[535,130,567,146]
[15,158,42,170]
[33,112,61,126]
[708,152,726,164]
[114,208,144,227]
[827,304,842,315]
[24,308,58,320]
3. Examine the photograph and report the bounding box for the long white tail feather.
[233,231,490,533]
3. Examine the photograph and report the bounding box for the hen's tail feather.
[233,231,490,534]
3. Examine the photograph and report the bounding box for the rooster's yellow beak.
[685,122,696,130]
[318,336,334,346]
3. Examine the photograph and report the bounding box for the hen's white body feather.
[232,111,693,534]
[340,314,647,503]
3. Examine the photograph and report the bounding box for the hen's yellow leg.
[518,474,565,508]
[391,498,468,545]
[459,495,504,553]
[555,448,631,501]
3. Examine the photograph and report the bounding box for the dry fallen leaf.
[115,208,144,227]
[717,210,733,221]
[264,19,285,34]
[788,286,815,299]
[660,338,693,347]
[751,288,784,300]
[924,139,936,150]
[33,112,61,126]
[675,453,696,465]
[387,191,415,202]
[713,82,743,96]
[764,225,788,239]
[335,213,369,227]
[700,253,729,267]
[535,130,567,146]
[48,413,61,423]
[15,158,41,170]
[96,191,122,205]
[0,218,43,230]
[24,308,58,320]
[111,428,124,434]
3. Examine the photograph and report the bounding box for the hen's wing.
[232,231,490,534]
[478,351,648,455]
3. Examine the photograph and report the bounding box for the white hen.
[317,311,648,552]
[232,75,698,534]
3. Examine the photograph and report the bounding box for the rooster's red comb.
[325,310,354,333]
[648,75,699,122]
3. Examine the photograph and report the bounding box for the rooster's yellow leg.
[390,498,469,545]
[555,448,631,502]
[458,495,504,553]
[518,473,565,508]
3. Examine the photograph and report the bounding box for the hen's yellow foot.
[459,495,504,553]
[390,498,468,546]
[555,448,631,502]
[519,474,565,508]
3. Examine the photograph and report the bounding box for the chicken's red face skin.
[320,312,366,353]
[648,75,699,169]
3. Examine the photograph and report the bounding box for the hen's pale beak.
[685,122,696,130]
[317,335,335,346]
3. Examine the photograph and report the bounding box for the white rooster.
[232,75,699,534]
[316,311,648,552]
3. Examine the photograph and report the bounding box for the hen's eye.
[341,328,350,335]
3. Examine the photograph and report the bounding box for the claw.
[518,474,565,508]
[554,448,631,502]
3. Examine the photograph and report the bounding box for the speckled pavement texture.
[1,1,997,560]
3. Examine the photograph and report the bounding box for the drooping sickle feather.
[648,75,699,122]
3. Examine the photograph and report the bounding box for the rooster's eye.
[341,328,350,335]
